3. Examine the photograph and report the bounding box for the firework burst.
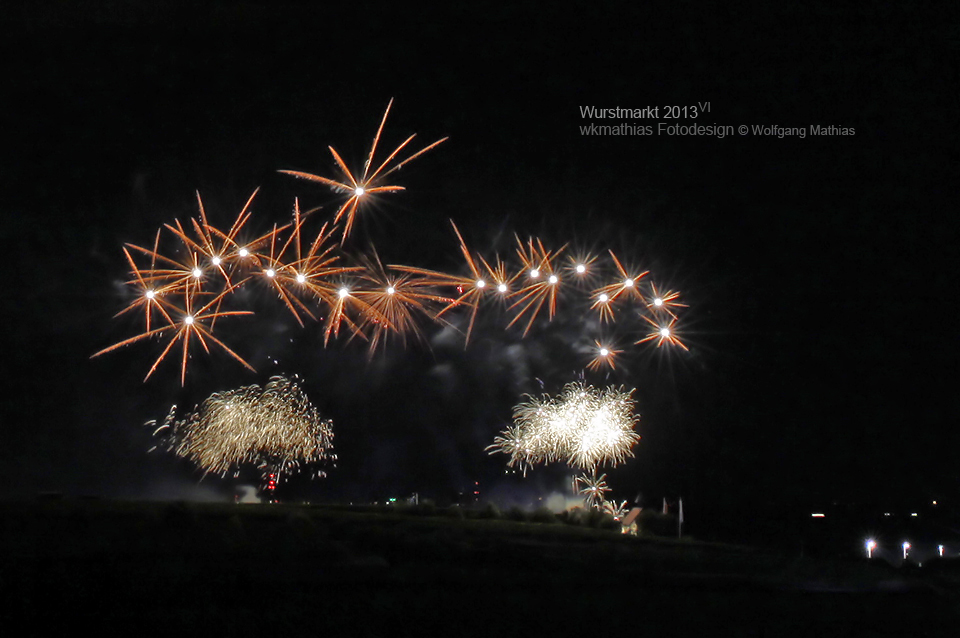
[96,102,690,385]
[92,281,255,385]
[636,315,688,351]
[576,471,611,509]
[279,98,447,243]
[506,236,568,336]
[151,375,335,489]
[586,340,623,372]
[487,381,640,475]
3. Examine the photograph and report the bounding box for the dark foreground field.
[3,499,959,636]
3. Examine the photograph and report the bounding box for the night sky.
[3,3,957,537]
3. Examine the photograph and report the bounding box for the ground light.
[902,541,911,560]
[865,539,877,558]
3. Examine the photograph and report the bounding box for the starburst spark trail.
[279,98,447,243]
[96,102,690,385]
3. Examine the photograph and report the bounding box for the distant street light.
[902,541,911,560]
[939,545,945,557]
[865,539,877,558]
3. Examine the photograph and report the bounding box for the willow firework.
[151,376,335,487]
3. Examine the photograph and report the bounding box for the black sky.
[3,3,958,533]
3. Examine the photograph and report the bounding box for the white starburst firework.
[487,381,640,474]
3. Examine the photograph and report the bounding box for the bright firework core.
[184,316,194,325]
[265,269,276,278]
[192,268,202,278]
[212,256,221,266]
[338,287,349,298]
[660,327,670,337]
[530,269,540,278]
[386,286,396,295]
[548,274,558,284]
[476,279,486,288]
[145,290,155,299]
[355,186,365,197]
[296,274,306,283]
[599,293,609,303]
[497,283,507,293]
[238,248,249,257]
[576,264,586,273]
[654,297,663,306]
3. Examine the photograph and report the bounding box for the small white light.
[497,283,507,293]
[530,269,540,278]
[548,274,558,284]
[910,512,918,517]
[598,293,609,303]
[660,327,671,337]
[654,297,663,306]
[939,545,945,556]
[575,264,586,274]
[184,315,194,325]
[192,268,202,278]
[211,256,221,266]
[599,348,609,357]
[355,186,365,197]
[238,247,249,257]
[145,290,155,300]
[296,274,306,283]
[811,513,825,518]
[338,288,349,298]
[386,286,395,295]
[476,279,486,288]
[265,269,275,278]
[624,278,634,287]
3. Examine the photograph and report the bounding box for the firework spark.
[602,498,629,520]
[92,281,255,384]
[647,282,687,318]
[279,99,447,243]
[506,236,568,336]
[636,315,688,351]
[390,220,499,344]
[355,250,452,352]
[98,103,689,386]
[586,340,623,372]
[487,381,640,474]
[576,471,611,509]
[592,250,649,304]
[151,375,335,488]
